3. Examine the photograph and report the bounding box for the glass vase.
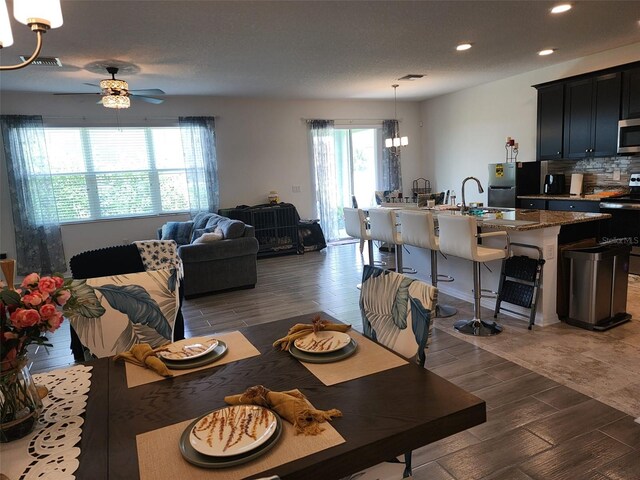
[0,357,42,443]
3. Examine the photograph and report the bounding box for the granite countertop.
[517,194,622,201]
[433,208,611,231]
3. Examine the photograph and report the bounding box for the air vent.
[18,56,62,67]
[398,74,424,81]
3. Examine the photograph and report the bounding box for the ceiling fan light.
[0,0,14,48]
[102,95,130,109]
[100,78,129,92]
[13,0,63,28]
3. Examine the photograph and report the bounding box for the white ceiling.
[1,0,639,101]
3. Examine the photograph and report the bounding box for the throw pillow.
[68,269,179,358]
[193,228,224,244]
[192,212,213,230]
[161,221,194,246]
[217,218,245,239]
[205,215,223,229]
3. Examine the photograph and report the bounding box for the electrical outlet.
[544,244,555,260]
[292,185,301,193]
[613,169,621,181]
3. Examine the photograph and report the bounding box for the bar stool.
[343,207,374,265]
[437,214,510,336]
[368,208,415,274]
[399,210,457,318]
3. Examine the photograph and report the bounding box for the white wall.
[0,94,423,265]
[421,42,640,205]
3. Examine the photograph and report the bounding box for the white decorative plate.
[157,336,219,361]
[294,331,351,353]
[189,405,278,457]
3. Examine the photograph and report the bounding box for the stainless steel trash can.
[564,244,632,331]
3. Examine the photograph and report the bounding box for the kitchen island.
[400,208,611,327]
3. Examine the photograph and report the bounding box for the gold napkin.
[114,344,173,377]
[225,385,342,435]
[273,315,351,351]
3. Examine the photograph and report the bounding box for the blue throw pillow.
[217,218,245,239]
[205,215,223,229]
[161,221,194,246]
[192,212,213,230]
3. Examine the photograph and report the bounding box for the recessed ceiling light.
[538,49,555,56]
[456,43,472,51]
[551,4,572,14]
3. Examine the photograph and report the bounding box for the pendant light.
[0,0,64,71]
[385,84,408,148]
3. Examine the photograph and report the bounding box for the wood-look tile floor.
[28,242,640,480]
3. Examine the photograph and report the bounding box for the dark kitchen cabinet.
[622,67,640,119]
[547,200,600,213]
[536,83,564,160]
[518,198,547,209]
[563,72,621,159]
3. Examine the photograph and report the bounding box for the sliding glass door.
[333,128,380,239]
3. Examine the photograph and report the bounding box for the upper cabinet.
[536,84,564,160]
[534,61,640,161]
[563,72,621,159]
[622,67,640,119]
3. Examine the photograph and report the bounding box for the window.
[44,127,191,222]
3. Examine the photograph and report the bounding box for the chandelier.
[0,0,63,71]
[385,84,408,148]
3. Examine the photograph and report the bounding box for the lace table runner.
[0,365,92,480]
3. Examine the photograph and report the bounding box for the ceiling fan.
[54,67,165,109]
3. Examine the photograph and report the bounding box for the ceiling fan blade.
[129,88,165,96]
[132,95,165,104]
[53,92,101,96]
[83,83,100,88]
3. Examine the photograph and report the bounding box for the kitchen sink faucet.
[461,177,484,214]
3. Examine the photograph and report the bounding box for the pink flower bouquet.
[1,273,76,368]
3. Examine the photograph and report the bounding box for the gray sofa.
[158,212,259,298]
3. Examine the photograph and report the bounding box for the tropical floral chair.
[67,268,179,358]
[357,264,437,479]
[68,243,184,360]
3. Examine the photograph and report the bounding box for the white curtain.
[1,115,66,275]
[178,116,219,214]
[308,120,340,242]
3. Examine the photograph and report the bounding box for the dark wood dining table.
[75,312,485,480]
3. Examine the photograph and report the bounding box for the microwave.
[618,118,640,154]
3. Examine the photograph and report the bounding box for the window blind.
[44,127,190,222]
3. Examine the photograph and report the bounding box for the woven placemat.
[296,331,408,386]
[124,331,260,388]
[136,416,345,480]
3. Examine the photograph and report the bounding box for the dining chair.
[68,244,185,360]
[358,264,436,478]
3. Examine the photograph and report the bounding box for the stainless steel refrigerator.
[487,162,541,208]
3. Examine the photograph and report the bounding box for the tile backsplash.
[543,156,640,193]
